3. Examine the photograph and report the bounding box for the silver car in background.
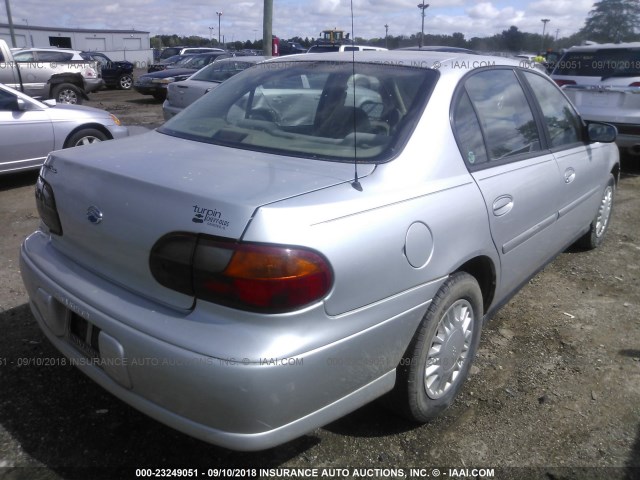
[21,52,619,450]
[551,42,640,156]
[162,56,267,120]
[0,83,128,175]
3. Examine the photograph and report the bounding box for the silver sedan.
[21,52,619,451]
[0,82,129,175]
[162,56,267,120]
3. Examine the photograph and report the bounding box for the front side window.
[159,61,437,163]
[463,69,541,162]
[0,89,17,111]
[522,71,582,148]
[12,51,34,62]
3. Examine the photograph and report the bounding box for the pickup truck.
[0,39,104,104]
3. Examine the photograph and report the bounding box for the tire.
[51,83,83,105]
[65,128,108,148]
[576,174,615,250]
[387,272,483,422]
[117,73,133,90]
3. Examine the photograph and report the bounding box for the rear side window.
[522,71,583,148]
[453,92,488,166]
[461,69,541,162]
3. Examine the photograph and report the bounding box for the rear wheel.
[51,83,82,105]
[576,174,615,250]
[65,128,108,148]
[388,272,483,422]
[118,73,133,90]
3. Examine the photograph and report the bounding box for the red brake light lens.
[150,233,333,313]
[554,79,576,87]
[35,176,63,235]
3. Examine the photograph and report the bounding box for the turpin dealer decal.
[192,205,230,230]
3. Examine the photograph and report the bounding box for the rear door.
[452,68,566,300]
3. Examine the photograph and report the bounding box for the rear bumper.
[84,78,105,94]
[20,230,428,450]
[134,83,166,97]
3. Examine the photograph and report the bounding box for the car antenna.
[349,0,362,192]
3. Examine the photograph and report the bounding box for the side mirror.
[587,122,617,143]
[15,98,27,111]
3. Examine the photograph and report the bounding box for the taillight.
[554,79,576,87]
[629,82,640,87]
[150,233,333,313]
[35,175,63,235]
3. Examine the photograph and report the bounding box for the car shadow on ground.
[0,171,38,192]
[626,421,640,480]
[127,97,164,105]
[0,304,323,479]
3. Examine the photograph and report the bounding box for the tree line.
[152,0,639,54]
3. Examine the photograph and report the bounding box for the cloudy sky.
[4,0,594,42]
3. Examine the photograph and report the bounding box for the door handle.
[492,195,514,216]
[564,168,576,184]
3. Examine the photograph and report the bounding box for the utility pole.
[417,2,429,49]
[385,24,389,49]
[540,18,550,53]
[4,0,17,47]
[263,0,273,56]
[216,11,222,46]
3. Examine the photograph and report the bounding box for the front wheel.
[118,73,133,90]
[51,83,83,105]
[65,128,108,148]
[387,272,483,422]
[576,174,615,250]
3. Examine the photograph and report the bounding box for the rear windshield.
[158,61,437,163]
[553,49,640,78]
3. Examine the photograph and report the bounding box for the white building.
[0,23,153,67]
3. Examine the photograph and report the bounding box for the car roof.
[214,55,266,64]
[397,46,479,54]
[13,47,83,54]
[266,50,520,71]
[565,42,640,52]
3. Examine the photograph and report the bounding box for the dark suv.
[81,52,134,90]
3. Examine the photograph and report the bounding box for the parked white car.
[551,42,640,156]
[162,56,266,120]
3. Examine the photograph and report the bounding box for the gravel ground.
[0,86,638,480]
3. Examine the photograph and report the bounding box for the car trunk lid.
[43,131,373,310]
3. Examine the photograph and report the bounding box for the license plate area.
[68,312,102,363]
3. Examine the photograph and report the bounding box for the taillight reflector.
[150,233,333,313]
